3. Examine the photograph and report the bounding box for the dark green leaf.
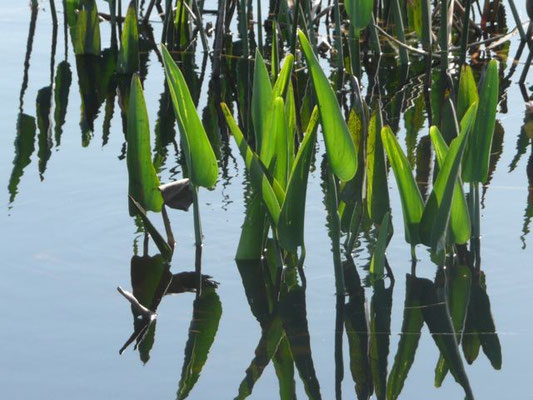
[177,288,222,399]
[387,274,424,400]
[366,109,390,224]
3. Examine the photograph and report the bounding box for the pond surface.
[1,1,533,399]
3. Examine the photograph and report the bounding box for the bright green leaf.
[381,126,424,245]
[161,44,218,189]
[463,60,499,183]
[298,30,357,182]
[126,74,163,215]
[118,1,140,74]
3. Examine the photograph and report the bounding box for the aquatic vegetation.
[8,0,526,398]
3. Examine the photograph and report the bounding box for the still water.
[1,1,532,399]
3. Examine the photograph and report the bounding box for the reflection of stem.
[49,0,58,26]
[410,245,417,266]
[334,293,344,400]
[117,286,156,319]
[143,231,149,256]
[19,0,39,113]
[272,228,285,302]
[469,182,481,270]
[297,245,307,289]
[474,183,481,270]
[192,186,203,296]
[62,0,68,59]
[410,258,417,277]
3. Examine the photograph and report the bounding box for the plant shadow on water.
[7,0,533,398]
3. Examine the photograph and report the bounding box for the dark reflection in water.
[118,239,221,398]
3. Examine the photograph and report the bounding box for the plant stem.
[391,0,408,64]
[272,227,285,302]
[192,185,203,296]
[473,182,481,270]
[256,0,263,54]
[458,0,472,67]
[333,0,344,75]
[349,25,361,78]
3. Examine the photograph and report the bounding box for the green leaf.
[161,44,218,188]
[278,107,319,252]
[236,195,267,261]
[429,126,471,244]
[73,0,101,56]
[345,0,373,30]
[251,50,273,153]
[366,109,390,224]
[272,54,294,100]
[457,65,479,123]
[177,288,222,400]
[387,274,425,400]
[381,126,424,245]
[126,74,164,215]
[420,276,474,400]
[463,60,499,183]
[118,1,140,74]
[298,30,357,182]
[221,103,282,224]
[435,265,472,387]
[369,212,391,277]
[406,0,423,39]
[129,196,173,261]
[66,0,81,27]
[420,103,477,258]
[271,97,290,188]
